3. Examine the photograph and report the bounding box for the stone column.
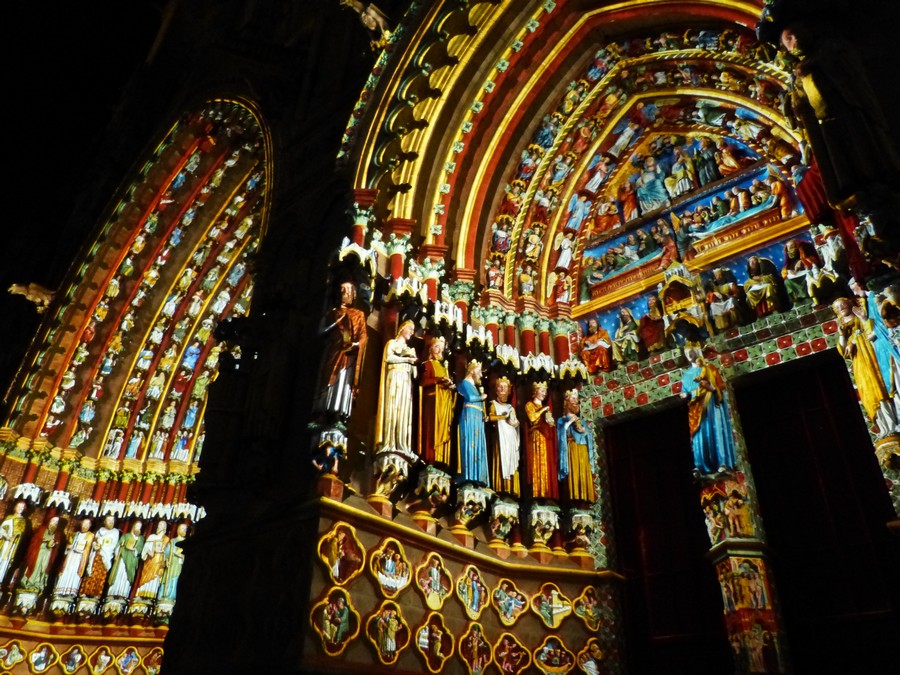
[447,277,475,324]
[382,218,415,280]
[414,254,445,302]
[349,189,378,246]
[551,319,575,362]
[517,312,538,355]
[503,312,517,346]
[537,318,552,356]
[477,306,503,346]
[699,380,790,673]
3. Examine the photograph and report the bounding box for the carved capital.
[516,311,539,331]
[550,319,577,338]
[411,257,445,281]
[372,452,411,500]
[480,305,505,325]
[384,232,413,257]
[447,280,475,304]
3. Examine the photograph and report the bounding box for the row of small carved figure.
[311,582,606,674]
[0,640,161,675]
[0,502,188,621]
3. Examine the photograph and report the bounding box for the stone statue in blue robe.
[457,361,489,486]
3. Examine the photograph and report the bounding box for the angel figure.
[553,231,576,270]
[341,1,392,46]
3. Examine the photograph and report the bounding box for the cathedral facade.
[0,1,898,673]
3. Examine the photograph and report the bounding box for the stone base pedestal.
[488,540,511,559]
[450,525,475,548]
[511,542,528,558]
[367,494,394,519]
[529,543,553,564]
[410,511,438,535]
[568,549,595,569]
[316,474,345,500]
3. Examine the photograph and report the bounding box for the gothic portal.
[1,1,898,674]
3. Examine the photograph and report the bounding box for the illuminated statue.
[457,360,490,486]
[580,319,612,373]
[833,297,898,433]
[418,336,455,466]
[52,518,94,598]
[17,516,61,593]
[316,281,368,418]
[158,523,189,604]
[680,356,736,475]
[107,521,145,599]
[488,376,521,496]
[375,321,417,457]
[525,382,559,500]
[0,501,27,587]
[134,521,170,600]
[557,389,596,503]
[79,516,120,601]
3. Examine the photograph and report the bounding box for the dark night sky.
[3,4,157,403]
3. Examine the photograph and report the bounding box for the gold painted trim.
[319,497,623,581]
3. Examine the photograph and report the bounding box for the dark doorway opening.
[734,350,900,672]
[605,404,733,674]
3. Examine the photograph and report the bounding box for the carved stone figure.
[134,521,170,600]
[779,24,900,209]
[17,516,61,594]
[7,283,54,312]
[375,321,417,458]
[580,319,612,374]
[52,518,94,600]
[316,281,368,419]
[418,336,455,466]
[158,523,188,606]
[457,361,490,486]
[556,390,596,503]
[106,521,145,599]
[0,501,28,588]
[832,297,898,434]
[79,516,120,601]
[524,382,559,500]
[488,377,521,496]
[680,356,737,475]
